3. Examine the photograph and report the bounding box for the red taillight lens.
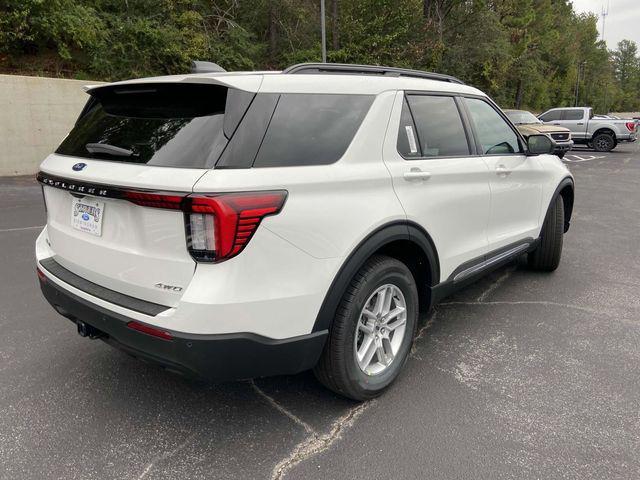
[185,191,287,262]
[36,267,46,283]
[127,321,173,341]
[122,191,184,210]
[120,189,287,263]
[626,122,636,132]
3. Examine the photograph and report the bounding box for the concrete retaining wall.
[0,75,105,176]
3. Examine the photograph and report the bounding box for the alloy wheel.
[353,284,408,376]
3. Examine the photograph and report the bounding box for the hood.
[515,123,570,135]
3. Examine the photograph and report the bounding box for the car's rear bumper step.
[39,257,170,316]
[38,273,327,381]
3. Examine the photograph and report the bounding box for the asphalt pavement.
[1,143,639,480]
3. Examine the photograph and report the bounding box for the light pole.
[320,0,327,63]
[574,61,586,107]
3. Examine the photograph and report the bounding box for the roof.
[85,64,485,97]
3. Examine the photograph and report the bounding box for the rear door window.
[563,109,584,120]
[253,94,373,167]
[57,83,253,168]
[398,94,470,158]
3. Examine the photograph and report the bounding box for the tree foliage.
[1,0,638,112]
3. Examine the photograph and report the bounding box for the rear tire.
[528,196,564,271]
[314,255,418,401]
[592,132,615,152]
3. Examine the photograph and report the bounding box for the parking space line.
[563,154,605,163]
[0,225,44,233]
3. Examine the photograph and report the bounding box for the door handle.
[495,165,511,176]
[577,122,584,126]
[403,168,431,181]
[552,123,561,125]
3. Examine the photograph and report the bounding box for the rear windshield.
[56,83,253,168]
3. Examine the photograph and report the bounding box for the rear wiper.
[85,143,135,157]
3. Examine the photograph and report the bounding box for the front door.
[462,97,544,251]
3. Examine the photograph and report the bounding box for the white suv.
[35,63,574,400]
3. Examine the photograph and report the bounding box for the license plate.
[71,197,104,236]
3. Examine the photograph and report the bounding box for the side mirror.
[527,134,554,155]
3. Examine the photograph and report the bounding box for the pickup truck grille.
[551,132,570,141]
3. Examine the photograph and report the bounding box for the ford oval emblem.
[72,162,87,171]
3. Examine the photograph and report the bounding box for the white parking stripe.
[563,154,605,163]
[0,225,44,233]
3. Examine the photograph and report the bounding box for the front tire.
[557,151,565,159]
[314,255,418,401]
[528,196,564,271]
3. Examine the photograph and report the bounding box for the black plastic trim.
[38,274,327,381]
[311,221,439,333]
[431,238,539,304]
[39,257,170,316]
[446,238,535,283]
[548,176,575,233]
[36,171,180,200]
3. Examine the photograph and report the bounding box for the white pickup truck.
[538,107,637,152]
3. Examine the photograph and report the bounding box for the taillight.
[119,189,287,263]
[626,122,636,132]
[36,267,46,283]
[122,191,184,210]
[184,191,288,263]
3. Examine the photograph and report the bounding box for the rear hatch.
[39,79,258,307]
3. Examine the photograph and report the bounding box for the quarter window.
[465,98,522,155]
[253,93,373,167]
[397,94,470,158]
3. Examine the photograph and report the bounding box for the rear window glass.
[563,109,584,120]
[56,84,253,168]
[253,93,374,167]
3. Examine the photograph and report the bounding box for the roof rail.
[283,63,464,84]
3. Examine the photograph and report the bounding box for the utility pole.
[602,1,610,113]
[320,0,327,63]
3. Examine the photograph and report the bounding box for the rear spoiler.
[82,74,263,95]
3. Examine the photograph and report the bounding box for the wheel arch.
[593,127,617,143]
[549,177,574,233]
[311,221,440,333]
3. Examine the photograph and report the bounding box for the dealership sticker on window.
[405,125,418,153]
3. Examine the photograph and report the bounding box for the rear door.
[462,97,543,250]
[559,109,588,139]
[383,91,491,281]
[39,80,258,307]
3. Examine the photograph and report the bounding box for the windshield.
[57,83,252,168]
[505,110,541,125]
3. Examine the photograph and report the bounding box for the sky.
[571,0,640,49]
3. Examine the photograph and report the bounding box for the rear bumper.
[38,268,327,382]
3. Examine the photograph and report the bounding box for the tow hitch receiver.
[77,320,104,339]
